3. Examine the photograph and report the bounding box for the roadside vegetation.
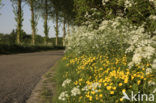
[52,0,156,103]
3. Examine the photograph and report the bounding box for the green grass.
[52,60,68,103]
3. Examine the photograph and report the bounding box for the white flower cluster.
[148,81,156,86]
[149,0,155,2]
[124,0,133,8]
[130,45,155,64]
[149,0,156,8]
[58,91,69,101]
[146,68,152,75]
[149,15,156,20]
[102,0,109,5]
[71,87,81,96]
[65,17,132,55]
[125,25,156,67]
[82,82,101,93]
[62,79,71,87]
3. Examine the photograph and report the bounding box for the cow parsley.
[71,87,81,96]
[58,91,69,101]
[62,79,71,87]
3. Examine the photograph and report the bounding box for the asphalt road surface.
[0,50,64,103]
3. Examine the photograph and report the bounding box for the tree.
[50,0,61,46]
[27,0,38,45]
[35,0,51,45]
[11,0,24,44]
[0,0,2,15]
[43,0,49,45]
[62,17,66,46]
[0,0,2,7]
[58,0,75,46]
[55,9,59,46]
[50,0,75,46]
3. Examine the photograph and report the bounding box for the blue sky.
[0,0,62,37]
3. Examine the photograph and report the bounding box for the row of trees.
[8,0,75,46]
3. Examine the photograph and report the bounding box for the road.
[0,50,64,103]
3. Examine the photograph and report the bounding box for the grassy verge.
[38,60,67,103]
[0,44,65,54]
[52,60,69,103]
[26,61,65,103]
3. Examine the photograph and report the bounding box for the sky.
[0,0,62,37]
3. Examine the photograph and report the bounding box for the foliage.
[0,30,63,46]
[73,0,156,36]
[0,29,65,54]
[0,0,2,8]
[73,0,156,22]
[59,0,75,23]
[0,43,64,54]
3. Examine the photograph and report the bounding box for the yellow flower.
[79,78,83,82]
[98,89,102,92]
[120,98,123,101]
[137,80,141,85]
[107,86,111,90]
[79,96,82,100]
[99,94,103,98]
[96,95,99,100]
[146,64,150,67]
[74,81,78,85]
[119,83,123,86]
[110,91,114,94]
[131,76,134,80]
[89,96,92,101]
[124,78,128,84]
[113,87,116,90]
[91,91,95,95]
[122,89,126,93]
[140,76,144,79]
[104,83,107,86]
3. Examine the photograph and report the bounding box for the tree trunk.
[63,17,66,46]
[67,22,70,35]
[55,10,59,46]
[17,0,22,44]
[44,0,48,45]
[30,0,35,45]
